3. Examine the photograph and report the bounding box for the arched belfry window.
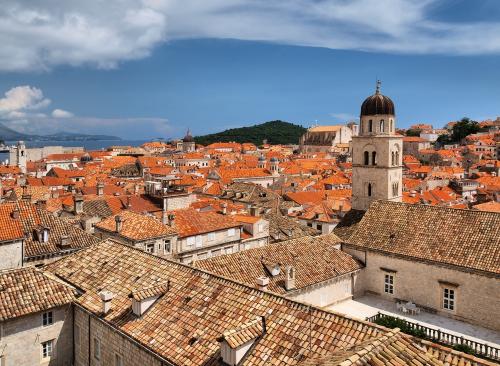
[390,119,393,132]
[380,120,384,133]
[391,152,395,166]
[395,151,400,165]
[364,151,369,165]
[372,151,377,165]
[367,183,372,197]
[368,120,373,133]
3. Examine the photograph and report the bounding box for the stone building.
[342,200,500,330]
[93,210,178,257]
[0,267,75,366]
[299,124,357,153]
[38,239,494,366]
[176,129,196,152]
[351,81,403,211]
[195,234,362,307]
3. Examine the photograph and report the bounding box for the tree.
[450,117,480,143]
[405,129,421,137]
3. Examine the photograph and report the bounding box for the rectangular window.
[384,274,394,294]
[164,239,171,253]
[186,237,195,246]
[307,222,312,227]
[258,223,264,233]
[145,243,154,253]
[115,354,123,366]
[42,339,54,359]
[316,224,323,231]
[227,228,236,237]
[443,288,455,311]
[207,232,215,241]
[195,235,202,248]
[42,311,53,326]
[93,338,101,360]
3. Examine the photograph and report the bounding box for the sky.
[0,0,500,140]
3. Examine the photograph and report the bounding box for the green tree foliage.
[405,129,422,137]
[436,117,480,145]
[194,120,306,146]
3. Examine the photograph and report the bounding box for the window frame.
[41,339,54,360]
[145,242,155,253]
[384,273,394,294]
[443,287,456,311]
[115,353,123,366]
[42,311,53,327]
[93,337,101,361]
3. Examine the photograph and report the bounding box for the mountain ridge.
[0,123,121,142]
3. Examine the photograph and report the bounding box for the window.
[115,354,123,366]
[317,224,323,231]
[372,151,377,165]
[207,232,215,241]
[390,119,393,132]
[42,311,53,326]
[195,235,202,248]
[307,222,312,227]
[368,120,373,132]
[443,288,455,311]
[364,151,369,165]
[258,223,264,233]
[42,340,54,359]
[367,183,373,197]
[186,237,195,246]
[384,274,394,294]
[75,324,81,349]
[380,119,384,132]
[391,151,395,166]
[227,228,236,237]
[93,338,101,360]
[164,239,171,253]
[145,243,154,253]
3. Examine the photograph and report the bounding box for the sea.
[0,140,149,164]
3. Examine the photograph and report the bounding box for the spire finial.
[375,80,381,94]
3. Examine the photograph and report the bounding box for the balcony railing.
[366,312,500,361]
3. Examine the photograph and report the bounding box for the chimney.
[98,290,114,315]
[256,276,269,291]
[97,182,104,196]
[284,265,296,291]
[250,206,259,217]
[115,215,123,233]
[11,209,20,220]
[221,202,227,215]
[74,194,84,214]
[59,235,71,249]
[162,210,168,225]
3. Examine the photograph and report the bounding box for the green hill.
[194,120,306,146]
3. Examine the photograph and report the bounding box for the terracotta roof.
[95,210,177,241]
[156,208,241,238]
[195,234,361,294]
[347,201,500,275]
[45,240,385,366]
[220,317,263,348]
[474,201,500,213]
[0,267,75,321]
[299,329,496,366]
[0,203,24,242]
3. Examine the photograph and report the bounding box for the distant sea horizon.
[0,139,151,164]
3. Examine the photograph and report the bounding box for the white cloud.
[1,0,500,71]
[52,108,74,118]
[0,86,51,113]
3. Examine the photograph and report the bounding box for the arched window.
[372,151,377,166]
[392,182,399,197]
[367,183,372,197]
[390,119,393,132]
[380,120,384,133]
[368,120,373,133]
[364,151,369,165]
[391,152,395,166]
[395,151,400,165]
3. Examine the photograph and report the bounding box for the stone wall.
[0,305,73,366]
[0,240,23,270]
[74,307,163,366]
[343,246,500,330]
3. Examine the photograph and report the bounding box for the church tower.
[16,140,27,174]
[351,81,402,211]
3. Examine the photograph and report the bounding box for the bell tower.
[351,81,402,211]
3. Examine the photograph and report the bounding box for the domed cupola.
[360,81,395,117]
[183,129,194,143]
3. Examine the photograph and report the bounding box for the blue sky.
[0,0,500,139]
